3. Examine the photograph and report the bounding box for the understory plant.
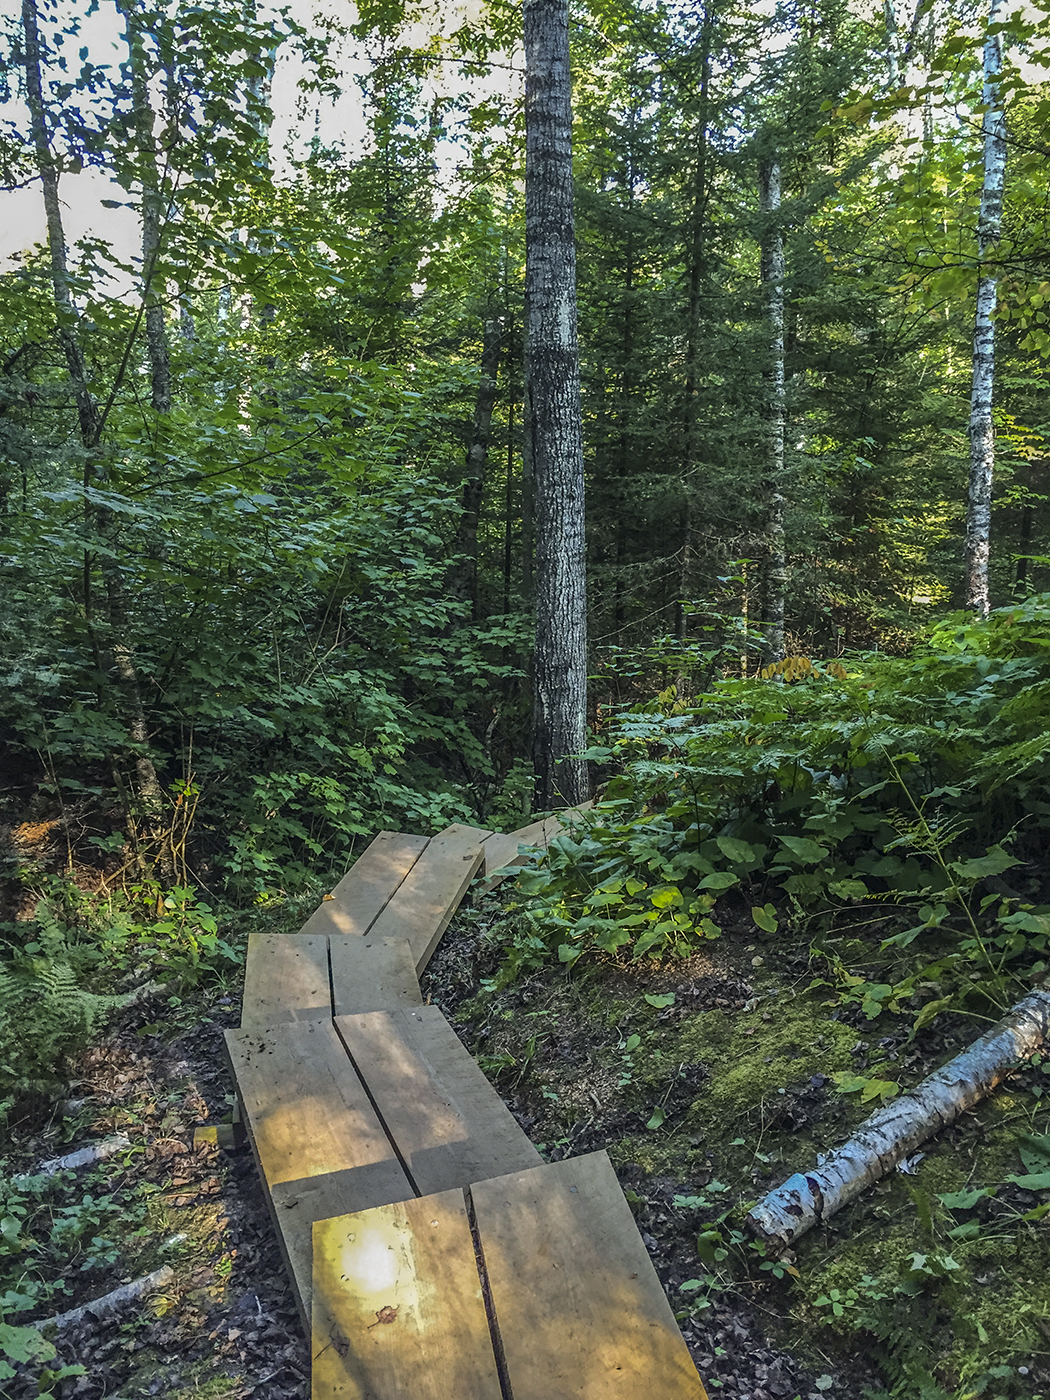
[493,597,1050,1020]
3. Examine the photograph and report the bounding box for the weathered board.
[480,802,593,890]
[329,936,422,1018]
[240,932,331,1030]
[470,1150,708,1400]
[367,824,488,971]
[224,1020,408,1191]
[335,1007,540,1195]
[298,832,430,940]
[312,1189,502,1400]
[225,1019,415,1327]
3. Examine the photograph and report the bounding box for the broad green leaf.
[751,903,778,934]
[646,1106,667,1130]
[716,835,755,864]
[778,835,829,864]
[644,992,676,1008]
[950,846,1022,881]
[698,871,739,891]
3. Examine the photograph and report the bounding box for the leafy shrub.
[495,598,1050,1010]
[0,878,239,1115]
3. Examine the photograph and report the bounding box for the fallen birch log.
[36,1265,175,1332]
[747,988,1050,1252]
[38,1133,131,1176]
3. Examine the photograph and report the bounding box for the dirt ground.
[4,878,1049,1399]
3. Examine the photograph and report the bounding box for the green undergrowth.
[449,925,1050,1399]
[492,598,1050,1041]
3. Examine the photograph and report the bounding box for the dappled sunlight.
[312,1190,501,1400]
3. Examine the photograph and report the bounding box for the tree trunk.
[965,0,1006,617]
[22,0,99,446]
[524,0,589,809]
[119,0,171,413]
[452,319,502,618]
[758,154,786,665]
[23,0,168,860]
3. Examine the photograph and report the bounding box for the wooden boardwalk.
[226,813,708,1400]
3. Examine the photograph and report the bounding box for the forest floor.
[3,879,1049,1399]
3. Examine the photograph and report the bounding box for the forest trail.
[226,819,709,1400]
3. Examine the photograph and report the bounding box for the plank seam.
[465,1184,515,1400]
[357,835,431,936]
[333,1019,423,1199]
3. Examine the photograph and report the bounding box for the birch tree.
[524,0,589,808]
[965,0,1007,615]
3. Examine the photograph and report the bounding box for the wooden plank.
[271,1169,420,1329]
[367,824,489,971]
[224,1020,409,1192]
[330,936,423,1017]
[298,831,430,939]
[480,802,594,890]
[471,1151,708,1400]
[312,1189,502,1400]
[335,1007,541,1195]
[240,931,331,1030]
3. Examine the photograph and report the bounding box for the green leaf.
[646,1105,667,1130]
[751,903,779,934]
[0,1322,56,1366]
[624,1034,641,1053]
[1006,1171,1050,1190]
[778,835,828,864]
[1018,1134,1050,1173]
[649,885,683,908]
[938,1187,993,1210]
[698,871,739,891]
[950,846,1022,881]
[716,836,756,864]
[644,993,676,1008]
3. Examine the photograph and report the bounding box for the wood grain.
[335,1007,540,1195]
[330,936,422,1018]
[224,1020,407,1189]
[240,932,331,1030]
[367,824,488,971]
[312,1189,502,1400]
[471,1150,708,1400]
[298,832,430,939]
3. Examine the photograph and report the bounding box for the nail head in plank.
[224,1020,408,1190]
[312,1189,502,1400]
[240,932,331,1030]
[471,1150,708,1400]
[330,935,423,1017]
[335,1006,541,1195]
[367,824,489,971]
[298,831,430,939]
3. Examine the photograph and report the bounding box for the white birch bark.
[748,989,1050,1251]
[759,155,786,666]
[524,0,589,809]
[965,0,1007,616]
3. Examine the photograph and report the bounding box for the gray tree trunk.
[524,0,589,809]
[965,0,1007,616]
[23,0,168,862]
[22,0,99,445]
[758,155,786,665]
[452,319,502,618]
[119,0,171,413]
